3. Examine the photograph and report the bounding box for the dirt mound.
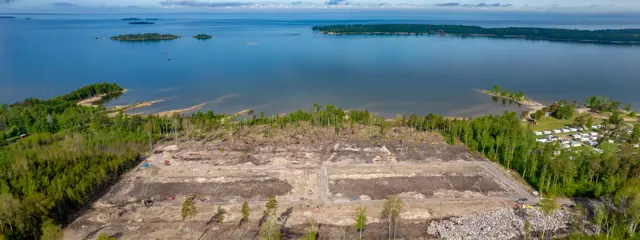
[329,175,505,200]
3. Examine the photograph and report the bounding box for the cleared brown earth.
[330,175,505,200]
[64,124,534,240]
[112,179,293,204]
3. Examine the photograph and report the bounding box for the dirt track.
[64,125,535,240]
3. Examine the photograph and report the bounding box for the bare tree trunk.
[393,218,397,240]
[388,218,391,240]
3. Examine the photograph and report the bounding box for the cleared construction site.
[64,125,536,239]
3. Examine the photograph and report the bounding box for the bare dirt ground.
[64,124,535,240]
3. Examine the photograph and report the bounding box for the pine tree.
[241,201,250,223]
[355,206,367,240]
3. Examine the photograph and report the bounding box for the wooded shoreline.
[313,24,640,45]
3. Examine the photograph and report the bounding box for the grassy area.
[529,114,604,131]
[531,118,575,131]
[0,135,21,146]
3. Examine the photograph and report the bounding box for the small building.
[589,132,598,136]
[562,129,570,133]
[543,130,552,135]
[536,138,548,143]
[569,128,578,132]
[534,132,542,136]
[553,129,562,134]
[571,142,582,147]
[607,139,615,144]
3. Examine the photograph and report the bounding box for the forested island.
[122,17,142,21]
[193,34,213,39]
[128,21,155,25]
[3,82,640,238]
[0,16,16,19]
[312,24,640,44]
[110,33,180,41]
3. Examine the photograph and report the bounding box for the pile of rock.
[427,208,571,240]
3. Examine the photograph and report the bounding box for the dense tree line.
[312,24,640,43]
[0,83,152,238]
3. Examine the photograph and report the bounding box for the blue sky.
[1,0,639,13]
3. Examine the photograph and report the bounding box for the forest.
[109,33,180,41]
[2,83,640,239]
[312,24,640,44]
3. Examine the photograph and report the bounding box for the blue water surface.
[1,11,640,116]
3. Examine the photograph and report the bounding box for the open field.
[530,113,605,131]
[64,125,537,240]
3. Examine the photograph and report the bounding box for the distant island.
[110,33,180,41]
[193,34,213,40]
[128,21,155,25]
[146,18,158,20]
[312,24,640,44]
[0,16,16,19]
[122,18,142,21]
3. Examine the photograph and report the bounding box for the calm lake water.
[2,11,640,117]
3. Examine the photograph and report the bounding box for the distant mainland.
[312,24,640,44]
[128,21,155,25]
[110,33,180,41]
[193,34,213,39]
[0,16,16,19]
[122,18,142,21]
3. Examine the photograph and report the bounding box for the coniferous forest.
[1,83,640,239]
[312,24,640,44]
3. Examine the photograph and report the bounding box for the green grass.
[0,135,21,146]
[531,118,575,131]
[530,114,604,131]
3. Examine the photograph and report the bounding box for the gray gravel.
[427,208,572,240]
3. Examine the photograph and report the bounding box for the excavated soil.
[64,125,535,240]
[330,175,505,200]
[108,179,292,204]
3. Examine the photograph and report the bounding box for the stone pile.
[427,208,572,240]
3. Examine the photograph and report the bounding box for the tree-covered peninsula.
[312,24,640,44]
[110,33,180,41]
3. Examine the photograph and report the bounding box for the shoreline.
[154,102,207,117]
[76,89,128,107]
[317,31,640,45]
[106,99,167,116]
[477,89,546,111]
